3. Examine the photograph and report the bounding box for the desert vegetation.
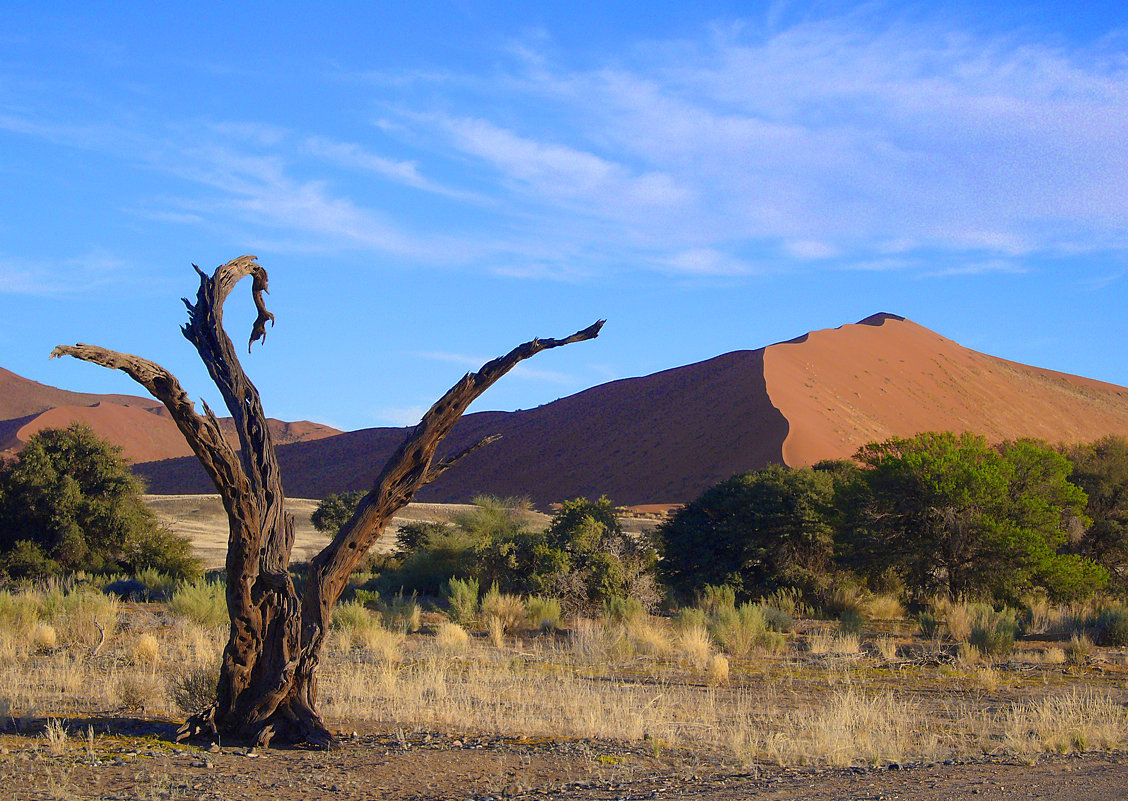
[3,575,1128,773]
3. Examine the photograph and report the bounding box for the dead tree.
[52,255,602,747]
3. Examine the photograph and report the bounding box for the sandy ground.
[144,495,527,569]
[1,725,1126,801]
[145,495,656,570]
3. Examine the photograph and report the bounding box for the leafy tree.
[310,491,365,535]
[846,432,1103,602]
[0,423,200,579]
[657,465,839,604]
[537,496,651,608]
[1063,435,1128,588]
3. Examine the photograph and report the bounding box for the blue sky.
[2,1,1126,431]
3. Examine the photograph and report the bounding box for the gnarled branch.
[307,319,605,609]
[48,344,248,501]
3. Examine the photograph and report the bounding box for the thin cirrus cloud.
[3,9,1126,286]
[369,14,1128,274]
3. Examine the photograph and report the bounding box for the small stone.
[451,740,463,748]
[207,743,220,753]
[888,762,902,771]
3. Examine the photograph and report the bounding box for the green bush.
[917,610,942,639]
[1091,605,1128,646]
[379,589,421,633]
[697,584,736,615]
[672,606,709,631]
[526,596,562,632]
[332,599,377,632]
[0,424,200,579]
[443,577,479,626]
[968,608,1018,658]
[710,602,774,657]
[169,579,227,629]
[603,595,644,624]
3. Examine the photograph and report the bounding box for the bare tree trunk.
[52,256,602,747]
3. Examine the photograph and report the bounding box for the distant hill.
[0,366,339,463]
[131,314,1128,506]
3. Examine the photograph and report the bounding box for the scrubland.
[3,579,1128,773]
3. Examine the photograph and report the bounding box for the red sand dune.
[133,314,1128,507]
[0,366,159,420]
[0,402,196,464]
[0,367,339,464]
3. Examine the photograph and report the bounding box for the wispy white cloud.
[0,250,140,296]
[4,8,1127,284]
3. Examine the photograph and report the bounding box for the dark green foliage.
[0,424,200,580]
[310,490,365,534]
[657,465,839,605]
[844,433,1103,602]
[1090,605,1128,646]
[968,607,1018,658]
[1063,435,1128,588]
[395,521,453,555]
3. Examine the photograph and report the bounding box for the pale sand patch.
[144,495,548,570]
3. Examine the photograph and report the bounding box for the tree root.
[173,701,334,750]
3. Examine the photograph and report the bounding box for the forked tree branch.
[308,320,605,604]
[48,343,249,503]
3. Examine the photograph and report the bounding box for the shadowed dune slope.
[135,349,789,507]
[763,314,1128,465]
[119,313,1128,506]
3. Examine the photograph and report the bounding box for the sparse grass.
[4,584,1128,772]
[435,621,470,652]
[1066,634,1094,666]
[43,718,67,756]
[873,636,899,661]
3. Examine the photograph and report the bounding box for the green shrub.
[697,584,736,615]
[917,610,942,639]
[526,595,562,632]
[0,424,199,579]
[968,608,1018,658]
[332,599,377,632]
[710,602,772,657]
[1091,605,1128,646]
[379,589,421,633]
[603,595,644,624]
[838,609,865,635]
[443,577,479,626]
[133,567,179,601]
[760,604,795,632]
[672,606,709,631]
[169,579,227,629]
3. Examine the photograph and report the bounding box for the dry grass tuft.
[1003,690,1128,754]
[32,623,58,653]
[675,624,713,670]
[706,653,730,685]
[435,621,470,652]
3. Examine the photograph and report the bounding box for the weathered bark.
[52,256,602,747]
